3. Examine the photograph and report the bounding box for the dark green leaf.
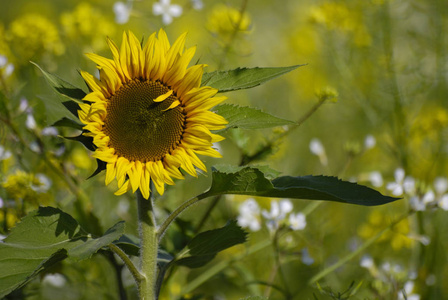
[64,133,95,151]
[202,166,399,206]
[114,234,140,257]
[32,62,86,102]
[87,159,107,179]
[201,65,305,92]
[176,220,247,268]
[0,207,124,298]
[52,117,84,130]
[213,104,295,131]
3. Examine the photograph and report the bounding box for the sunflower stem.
[137,189,158,300]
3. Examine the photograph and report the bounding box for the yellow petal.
[153,90,173,102]
[115,180,131,195]
[129,160,143,193]
[162,100,180,111]
[105,162,117,186]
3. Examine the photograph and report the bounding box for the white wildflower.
[434,177,448,195]
[410,190,435,211]
[386,168,415,196]
[438,194,448,211]
[26,113,37,130]
[0,146,12,161]
[398,281,420,300]
[31,174,52,193]
[191,0,203,10]
[369,171,383,187]
[360,255,374,269]
[301,248,314,265]
[262,199,293,232]
[237,198,261,232]
[113,2,131,24]
[0,55,14,78]
[289,212,306,231]
[30,141,41,153]
[41,126,59,136]
[309,138,328,166]
[153,0,182,25]
[42,273,67,287]
[364,135,376,150]
[19,98,29,113]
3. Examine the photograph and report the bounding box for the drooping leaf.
[87,159,107,179]
[32,62,84,124]
[202,65,305,92]
[176,220,247,268]
[213,104,295,132]
[201,166,399,206]
[212,164,281,180]
[64,133,95,151]
[0,207,125,298]
[52,117,84,130]
[32,62,86,102]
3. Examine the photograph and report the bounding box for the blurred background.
[1,0,447,299]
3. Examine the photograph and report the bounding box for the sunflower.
[78,29,227,199]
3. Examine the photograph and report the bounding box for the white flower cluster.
[0,55,14,78]
[386,168,448,212]
[360,255,422,300]
[237,198,306,233]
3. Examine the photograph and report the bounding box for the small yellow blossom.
[309,3,371,47]
[61,2,117,52]
[2,170,52,207]
[6,14,64,62]
[358,210,413,251]
[207,4,251,37]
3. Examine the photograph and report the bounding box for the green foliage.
[213,104,295,131]
[0,207,124,298]
[175,220,247,268]
[202,65,305,92]
[32,62,84,125]
[202,166,399,206]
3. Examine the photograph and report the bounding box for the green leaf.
[176,220,247,268]
[203,166,399,206]
[202,65,305,92]
[240,297,269,300]
[52,117,84,130]
[214,104,295,131]
[114,234,140,257]
[64,133,95,151]
[0,207,125,298]
[32,62,86,102]
[32,62,85,124]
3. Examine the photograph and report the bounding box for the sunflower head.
[78,29,227,199]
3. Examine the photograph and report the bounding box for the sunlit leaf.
[176,220,247,268]
[201,166,399,206]
[32,62,84,124]
[0,207,124,298]
[32,62,86,102]
[213,104,294,132]
[202,65,305,92]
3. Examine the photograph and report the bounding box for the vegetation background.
[0,0,447,299]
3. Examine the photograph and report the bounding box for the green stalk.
[137,189,158,300]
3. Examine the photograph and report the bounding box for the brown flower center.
[104,79,185,162]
